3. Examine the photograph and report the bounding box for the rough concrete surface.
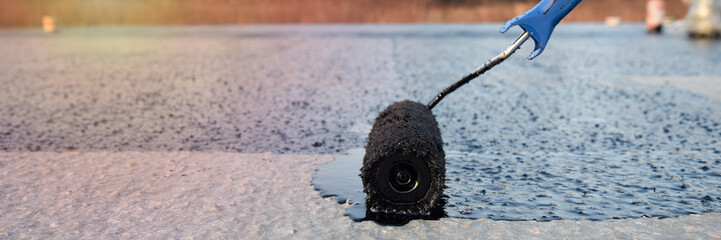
[1,23,720,238]
[1,152,720,239]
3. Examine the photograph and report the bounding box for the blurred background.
[0,0,690,27]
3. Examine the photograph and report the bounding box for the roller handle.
[500,0,583,60]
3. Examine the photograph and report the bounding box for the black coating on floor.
[315,148,721,222]
[2,24,720,224]
[1,25,720,154]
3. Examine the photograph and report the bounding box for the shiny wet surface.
[314,148,721,222]
[2,23,721,237]
[2,23,721,222]
[1,24,720,154]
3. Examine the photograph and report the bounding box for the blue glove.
[500,0,583,59]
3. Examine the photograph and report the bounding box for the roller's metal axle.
[426,31,531,110]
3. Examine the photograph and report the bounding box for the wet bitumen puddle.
[313,148,721,224]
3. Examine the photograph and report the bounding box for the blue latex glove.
[500,0,583,59]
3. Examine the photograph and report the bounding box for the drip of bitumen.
[312,148,367,219]
[313,148,444,225]
[313,148,721,224]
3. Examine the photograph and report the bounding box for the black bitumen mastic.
[360,100,445,215]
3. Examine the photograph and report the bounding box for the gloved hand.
[500,0,583,59]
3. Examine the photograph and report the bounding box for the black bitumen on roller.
[360,100,445,215]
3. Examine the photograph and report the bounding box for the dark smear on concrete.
[315,148,721,222]
[315,148,446,225]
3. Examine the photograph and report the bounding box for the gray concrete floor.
[1,23,720,238]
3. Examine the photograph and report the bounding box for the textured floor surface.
[1,24,720,154]
[2,152,720,239]
[1,23,721,238]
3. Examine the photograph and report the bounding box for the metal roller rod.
[426,31,531,110]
